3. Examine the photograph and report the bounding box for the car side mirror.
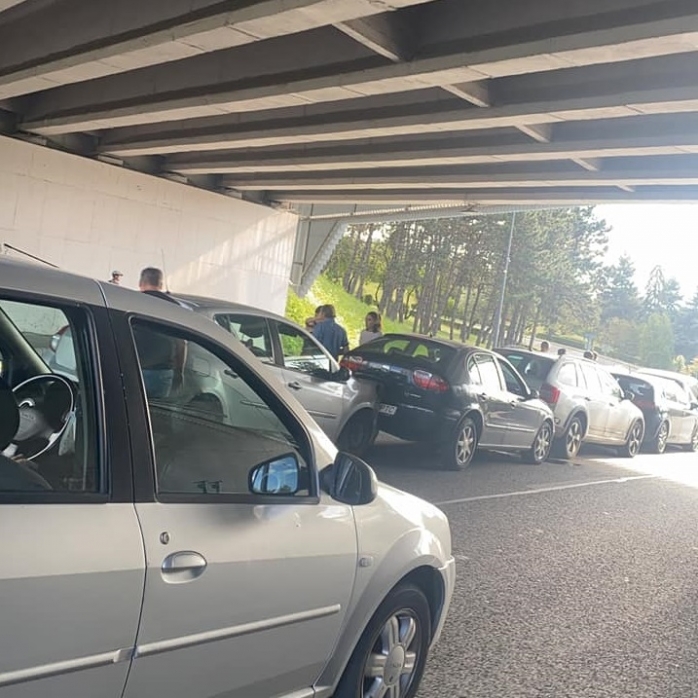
[322,452,378,506]
[249,453,300,496]
[623,390,635,401]
[528,388,540,400]
[333,366,351,382]
[691,402,698,411]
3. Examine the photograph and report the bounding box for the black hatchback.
[341,334,554,470]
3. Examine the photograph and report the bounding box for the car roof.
[167,293,294,326]
[371,333,472,351]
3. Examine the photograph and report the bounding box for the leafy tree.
[673,289,698,361]
[599,255,640,323]
[638,313,675,369]
[644,265,682,318]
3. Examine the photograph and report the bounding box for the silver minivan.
[497,349,645,459]
[0,258,454,698]
[176,295,379,455]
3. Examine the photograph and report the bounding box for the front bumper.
[431,556,456,647]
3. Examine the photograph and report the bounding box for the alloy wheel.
[656,422,669,454]
[534,423,552,462]
[566,419,583,458]
[456,423,476,467]
[628,422,643,457]
[362,611,420,698]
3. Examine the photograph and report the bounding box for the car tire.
[523,421,553,464]
[620,420,644,458]
[337,411,377,457]
[552,416,584,460]
[334,583,431,698]
[651,421,669,454]
[442,416,478,471]
[681,425,698,452]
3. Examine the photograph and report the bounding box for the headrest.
[239,320,267,340]
[0,378,19,451]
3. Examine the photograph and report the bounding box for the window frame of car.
[468,352,504,393]
[213,312,277,366]
[494,356,529,398]
[597,366,624,400]
[577,360,603,395]
[117,311,321,506]
[0,291,131,505]
[272,319,338,377]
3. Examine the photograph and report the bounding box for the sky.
[596,204,698,300]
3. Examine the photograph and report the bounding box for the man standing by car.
[136,267,187,397]
[313,304,349,360]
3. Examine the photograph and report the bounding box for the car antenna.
[3,243,59,268]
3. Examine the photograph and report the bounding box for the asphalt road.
[364,436,698,698]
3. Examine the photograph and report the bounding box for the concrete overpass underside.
[2,0,698,213]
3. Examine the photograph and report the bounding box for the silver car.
[0,258,455,698]
[497,349,645,459]
[176,295,379,455]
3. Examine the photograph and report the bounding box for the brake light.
[340,356,365,373]
[540,382,561,405]
[412,369,450,393]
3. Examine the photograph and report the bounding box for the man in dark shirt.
[136,267,187,398]
[312,304,349,360]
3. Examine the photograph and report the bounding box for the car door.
[274,319,346,441]
[663,382,694,442]
[495,356,543,448]
[0,286,144,698]
[119,317,357,698]
[597,368,627,441]
[467,353,510,447]
[577,362,610,441]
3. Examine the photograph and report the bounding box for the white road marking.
[434,474,658,507]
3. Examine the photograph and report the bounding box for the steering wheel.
[7,374,75,460]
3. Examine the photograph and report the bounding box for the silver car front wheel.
[621,421,644,458]
[335,584,430,698]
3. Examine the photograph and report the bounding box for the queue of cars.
[0,258,455,698]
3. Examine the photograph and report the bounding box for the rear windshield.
[614,375,654,402]
[498,351,553,388]
[360,336,456,367]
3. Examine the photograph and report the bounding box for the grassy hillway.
[286,275,421,349]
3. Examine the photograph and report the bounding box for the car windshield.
[498,351,554,390]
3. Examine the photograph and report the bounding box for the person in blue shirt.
[312,304,349,360]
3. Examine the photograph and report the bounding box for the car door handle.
[288,381,302,391]
[161,551,207,584]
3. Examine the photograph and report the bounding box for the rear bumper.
[378,404,459,441]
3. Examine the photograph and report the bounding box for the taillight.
[340,355,365,373]
[633,399,655,410]
[412,369,450,393]
[540,382,561,405]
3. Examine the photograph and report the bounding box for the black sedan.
[341,334,555,470]
[612,372,698,453]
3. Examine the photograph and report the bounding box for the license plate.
[379,404,397,416]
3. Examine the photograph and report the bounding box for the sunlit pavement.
[364,436,698,698]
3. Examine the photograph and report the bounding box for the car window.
[467,357,482,385]
[496,358,527,397]
[578,362,602,394]
[598,369,622,399]
[557,362,578,387]
[216,313,274,363]
[475,354,503,392]
[361,336,456,367]
[500,352,552,389]
[0,299,100,495]
[615,375,654,404]
[131,320,310,498]
[277,321,332,374]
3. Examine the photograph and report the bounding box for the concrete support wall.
[0,136,298,313]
